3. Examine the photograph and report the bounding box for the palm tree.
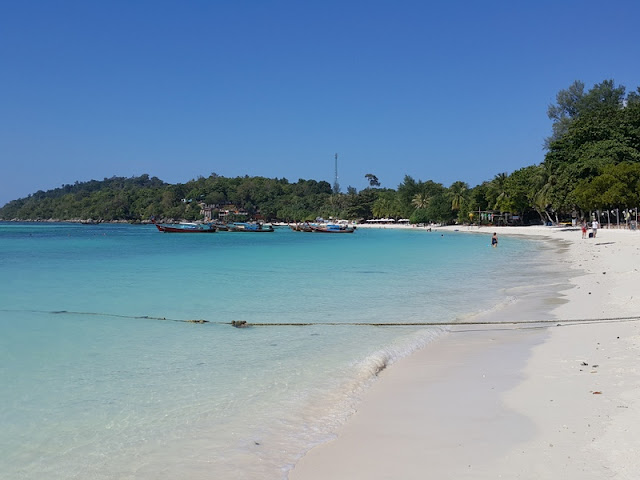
[533,181,555,224]
[373,197,392,218]
[448,181,468,211]
[411,192,430,210]
[372,192,397,218]
[488,173,509,211]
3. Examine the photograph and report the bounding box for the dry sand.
[289,225,640,479]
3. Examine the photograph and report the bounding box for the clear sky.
[1,0,639,206]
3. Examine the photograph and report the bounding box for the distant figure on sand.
[581,222,587,239]
[491,232,498,247]
[592,219,599,238]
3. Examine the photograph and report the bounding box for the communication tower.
[333,153,340,194]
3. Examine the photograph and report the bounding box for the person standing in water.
[491,232,498,247]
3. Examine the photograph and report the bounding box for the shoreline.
[289,226,640,479]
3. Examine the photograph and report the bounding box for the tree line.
[1,79,639,225]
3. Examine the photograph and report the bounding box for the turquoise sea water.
[0,223,566,479]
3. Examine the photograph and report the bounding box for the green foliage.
[426,194,455,223]
[546,79,626,147]
[573,162,640,211]
[452,80,640,224]
[448,181,469,211]
[0,175,167,221]
[364,173,381,187]
[372,191,401,218]
[409,208,430,224]
[543,98,640,213]
[505,165,550,223]
[486,173,509,211]
[397,177,448,220]
[411,192,429,210]
[3,80,639,226]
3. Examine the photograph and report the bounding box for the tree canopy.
[3,80,640,226]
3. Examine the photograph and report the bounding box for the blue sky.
[1,0,639,206]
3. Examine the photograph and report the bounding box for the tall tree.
[372,191,399,218]
[426,194,455,224]
[543,90,640,215]
[486,173,509,211]
[364,173,381,187]
[546,80,585,148]
[573,162,640,212]
[546,79,626,147]
[411,192,430,210]
[448,181,468,211]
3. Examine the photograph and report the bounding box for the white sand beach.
[289,225,640,479]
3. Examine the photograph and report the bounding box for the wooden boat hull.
[155,224,217,233]
[290,224,313,232]
[311,226,355,233]
[228,227,274,232]
[227,223,274,232]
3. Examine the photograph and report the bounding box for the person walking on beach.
[581,221,587,239]
[491,232,498,247]
[592,219,599,238]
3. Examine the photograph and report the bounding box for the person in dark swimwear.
[491,232,498,247]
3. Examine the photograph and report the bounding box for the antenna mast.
[333,153,340,194]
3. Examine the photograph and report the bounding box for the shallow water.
[0,223,567,479]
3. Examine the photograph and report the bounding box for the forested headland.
[2,80,639,225]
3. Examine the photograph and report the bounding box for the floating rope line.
[0,309,211,324]
[2,309,640,328]
[233,316,640,327]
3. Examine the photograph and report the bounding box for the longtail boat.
[311,224,355,233]
[290,223,313,232]
[154,222,217,233]
[227,222,274,232]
